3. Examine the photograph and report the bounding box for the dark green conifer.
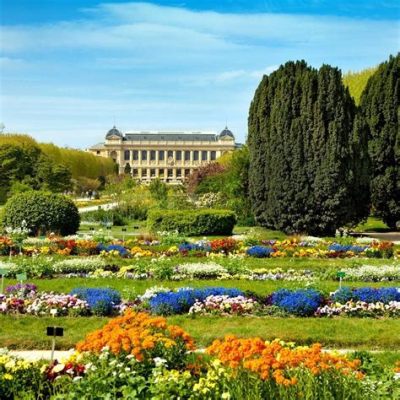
[359,54,399,229]
[248,61,370,235]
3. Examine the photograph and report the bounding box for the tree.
[149,178,168,205]
[359,54,400,229]
[248,61,369,235]
[2,191,80,235]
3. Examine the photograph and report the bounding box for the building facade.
[89,126,237,183]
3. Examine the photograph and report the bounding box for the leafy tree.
[359,54,400,229]
[149,178,168,205]
[248,60,369,235]
[124,163,132,175]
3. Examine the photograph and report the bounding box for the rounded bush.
[2,191,80,236]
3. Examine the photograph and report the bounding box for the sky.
[0,1,399,148]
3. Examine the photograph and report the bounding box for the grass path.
[1,315,400,351]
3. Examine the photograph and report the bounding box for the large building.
[89,126,238,183]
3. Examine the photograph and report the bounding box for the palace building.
[88,126,238,183]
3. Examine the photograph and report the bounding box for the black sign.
[47,327,64,337]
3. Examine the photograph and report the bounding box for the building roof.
[89,143,106,150]
[106,126,123,139]
[219,126,235,139]
[124,132,218,142]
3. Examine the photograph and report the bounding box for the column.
[156,168,159,178]
[207,151,211,161]
[190,150,194,165]
[173,168,177,181]
[147,150,150,166]
[156,150,159,165]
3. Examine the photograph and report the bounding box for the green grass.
[354,217,390,233]
[3,277,398,298]
[1,314,399,351]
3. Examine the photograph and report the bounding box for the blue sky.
[1,1,399,148]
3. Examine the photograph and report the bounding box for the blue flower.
[328,244,367,253]
[331,287,400,304]
[149,287,243,315]
[247,246,275,258]
[70,287,121,315]
[271,289,323,316]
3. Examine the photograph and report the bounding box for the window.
[133,169,138,177]
[210,151,216,160]
[124,150,130,161]
[167,169,173,177]
[176,169,182,177]
[159,151,165,161]
[202,151,208,161]
[150,150,156,160]
[141,150,147,161]
[159,169,165,177]
[176,150,182,160]
[141,169,147,177]
[133,150,139,161]
[96,151,100,155]
[184,151,190,161]
[150,169,156,177]
[185,169,190,176]
[167,150,173,158]
[193,151,199,161]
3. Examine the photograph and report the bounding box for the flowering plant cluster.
[340,264,400,282]
[0,291,90,316]
[76,310,195,361]
[189,295,259,316]
[147,287,244,315]
[206,336,365,395]
[315,300,400,317]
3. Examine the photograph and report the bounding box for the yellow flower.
[3,373,13,380]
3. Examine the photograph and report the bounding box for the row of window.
[131,168,190,178]
[124,149,217,162]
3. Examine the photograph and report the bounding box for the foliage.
[0,134,115,204]
[2,191,80,236]
[343,67,377,105]
[359,53,400,228]
[148,209,237,235]
[248,61,370,235]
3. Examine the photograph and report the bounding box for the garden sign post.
[0,267,8,294]
[16,273,27,284]
[47,309,64,362]
[337,272,346,289]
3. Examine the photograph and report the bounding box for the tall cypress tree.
[248,61,369,235]
[359,54,400,229]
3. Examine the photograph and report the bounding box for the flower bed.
[1,312,399,399]
[0,232,397,260]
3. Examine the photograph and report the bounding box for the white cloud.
[0,2,398,147]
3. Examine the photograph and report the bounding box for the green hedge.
[2,191,80,236]
[148,209,237,236]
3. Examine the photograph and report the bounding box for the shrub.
[2,191,80,236]
[70,287,121,316]
[148,209,236,236]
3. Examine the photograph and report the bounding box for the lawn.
[1,314,399,351]
[3,277,398,298]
